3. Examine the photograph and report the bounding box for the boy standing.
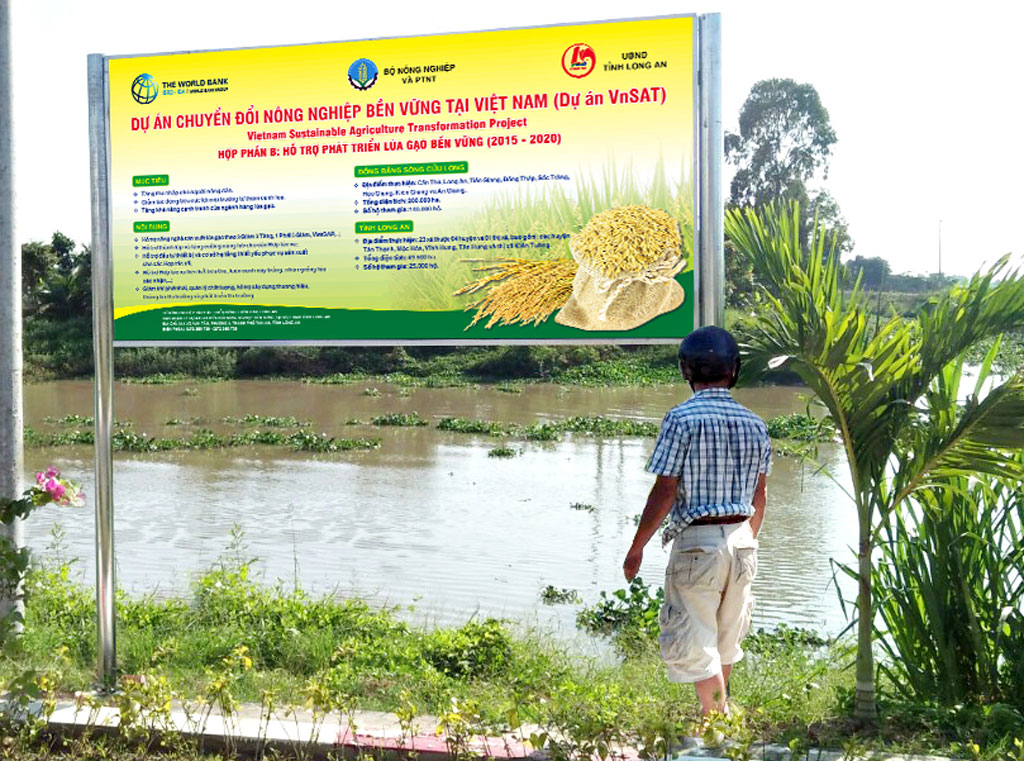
[623,326,771,715]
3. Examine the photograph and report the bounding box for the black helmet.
[677,326,740,388]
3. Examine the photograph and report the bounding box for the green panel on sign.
[112,270,693,343]
[354,161,469,178]
[133,221,170,232]
[132,175,169,186]
[355,221,414,233]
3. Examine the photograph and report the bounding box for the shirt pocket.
[668,546,720,588]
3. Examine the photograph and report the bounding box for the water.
[23,380,857,637]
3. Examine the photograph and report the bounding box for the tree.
[51,231,77,276]
[21,241,56,307]
[21,232,91,318]
[845,255,891,289]
[727,202,1024,725]
[725,78,837,208]
[724,80,850,305]
[806,188,853,255]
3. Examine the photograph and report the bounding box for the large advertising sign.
[105,16,697,344]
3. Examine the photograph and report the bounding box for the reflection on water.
[23,380,857,635]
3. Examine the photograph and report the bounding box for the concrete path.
[9,695,954,761]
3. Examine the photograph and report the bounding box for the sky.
[9,0,1024,277]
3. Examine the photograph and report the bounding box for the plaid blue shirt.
[646,387,772,545]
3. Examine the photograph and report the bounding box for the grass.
[10,542,843,740]
[6,530,1020,760]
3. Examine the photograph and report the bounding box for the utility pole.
[0,0,25,630]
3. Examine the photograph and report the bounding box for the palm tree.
[726,202,1024,724]
[35,263,91,321]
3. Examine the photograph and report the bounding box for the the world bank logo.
[348,59,378,91]
[131,74,158,104]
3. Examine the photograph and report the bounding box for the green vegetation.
[576,578,664,655]
[0,532,977,759]
[967,329,1024,376]
[38,295,1018,387]
[873,449,1024,706]
[436,417,505,435]
[486,445,517,458]
[23,425,379,453]
[369,412,429,427]
[23,412,834,454]
[730,201,1024,724]
[3,524,1024,758]
[540,585,582,605]
[220,414,310,428]
[764,413,834,441]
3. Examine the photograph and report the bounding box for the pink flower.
[45,480,66,503]
[31,466,84,507]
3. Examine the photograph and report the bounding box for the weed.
[765,413,835,442]
[541,586,582,605]
[437,417,508,436]
[488,445,518,458]
[221,414,309,428]
[371,412,429,427]
[576,577,663,655]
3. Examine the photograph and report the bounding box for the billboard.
[104,16,697,345]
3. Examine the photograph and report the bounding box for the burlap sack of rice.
[555,206,686,331]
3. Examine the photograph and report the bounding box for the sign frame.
[87,14,722,686]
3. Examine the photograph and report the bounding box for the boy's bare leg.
[694,672,727,715]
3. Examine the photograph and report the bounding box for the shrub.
[422,619,513,678]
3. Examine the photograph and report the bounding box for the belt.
[689,515,748,526]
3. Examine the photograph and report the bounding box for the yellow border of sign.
[104,14,709,344]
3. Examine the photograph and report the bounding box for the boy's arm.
[623,475,679,582]
[750,473,767,538]
[750,426,771,539]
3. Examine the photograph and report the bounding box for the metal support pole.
[697,13,724,327]
[87,53,116,688]
[0,0,25,631]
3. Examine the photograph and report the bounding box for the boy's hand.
[624,475,678,582]
[623,546,643,582]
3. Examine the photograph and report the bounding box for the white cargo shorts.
[658,521,757,683]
